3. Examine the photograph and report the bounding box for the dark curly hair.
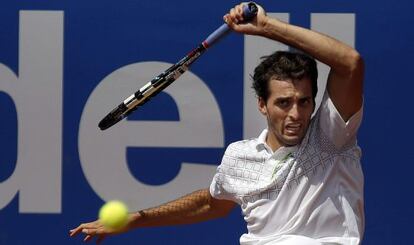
[252,51,318,104]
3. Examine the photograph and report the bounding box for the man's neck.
[266,134,282,152]
[266,132,298,152]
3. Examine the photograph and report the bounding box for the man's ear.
[258,97,267,116]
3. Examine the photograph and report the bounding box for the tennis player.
[70,2,364,244]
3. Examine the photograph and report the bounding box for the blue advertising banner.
[0,0,413,244]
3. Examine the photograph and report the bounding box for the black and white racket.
[98,2,258,130]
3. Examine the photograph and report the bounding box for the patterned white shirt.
[210,91,364,245]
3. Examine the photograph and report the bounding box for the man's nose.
[288,104,300,120]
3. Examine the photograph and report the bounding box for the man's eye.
[277,100,290,107]
[300,98,311,106]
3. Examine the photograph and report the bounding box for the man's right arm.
[69,189,236,243]
[132,189,236,227]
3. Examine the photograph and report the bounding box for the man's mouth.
[285,123,301,135]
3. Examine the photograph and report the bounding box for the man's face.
[258,78,314,150]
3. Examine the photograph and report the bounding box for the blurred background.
[0,0,413,244]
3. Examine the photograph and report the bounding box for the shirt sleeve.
[209,171,229,200]
[318,90,363,149]
[209,143,239,202]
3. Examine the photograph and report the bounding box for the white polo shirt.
[210,92,364,245]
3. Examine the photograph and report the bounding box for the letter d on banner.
[0,11,63,213]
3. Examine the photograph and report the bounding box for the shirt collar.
[256,128,299,156]
[257,128,268,146]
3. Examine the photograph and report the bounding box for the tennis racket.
[99,2,258,130]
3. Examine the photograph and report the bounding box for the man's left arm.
[324,37,364,122]
[226,3,364,121]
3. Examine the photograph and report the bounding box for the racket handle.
[203,2,258,48]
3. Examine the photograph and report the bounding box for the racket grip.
[203,2,258,48]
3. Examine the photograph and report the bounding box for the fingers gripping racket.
[98,2,258,130]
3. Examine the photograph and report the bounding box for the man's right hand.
[69,212,141,244]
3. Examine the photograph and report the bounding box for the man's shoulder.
[308,90,363,150]
[226,137,260,153]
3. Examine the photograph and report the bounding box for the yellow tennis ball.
[99,200,129,230]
